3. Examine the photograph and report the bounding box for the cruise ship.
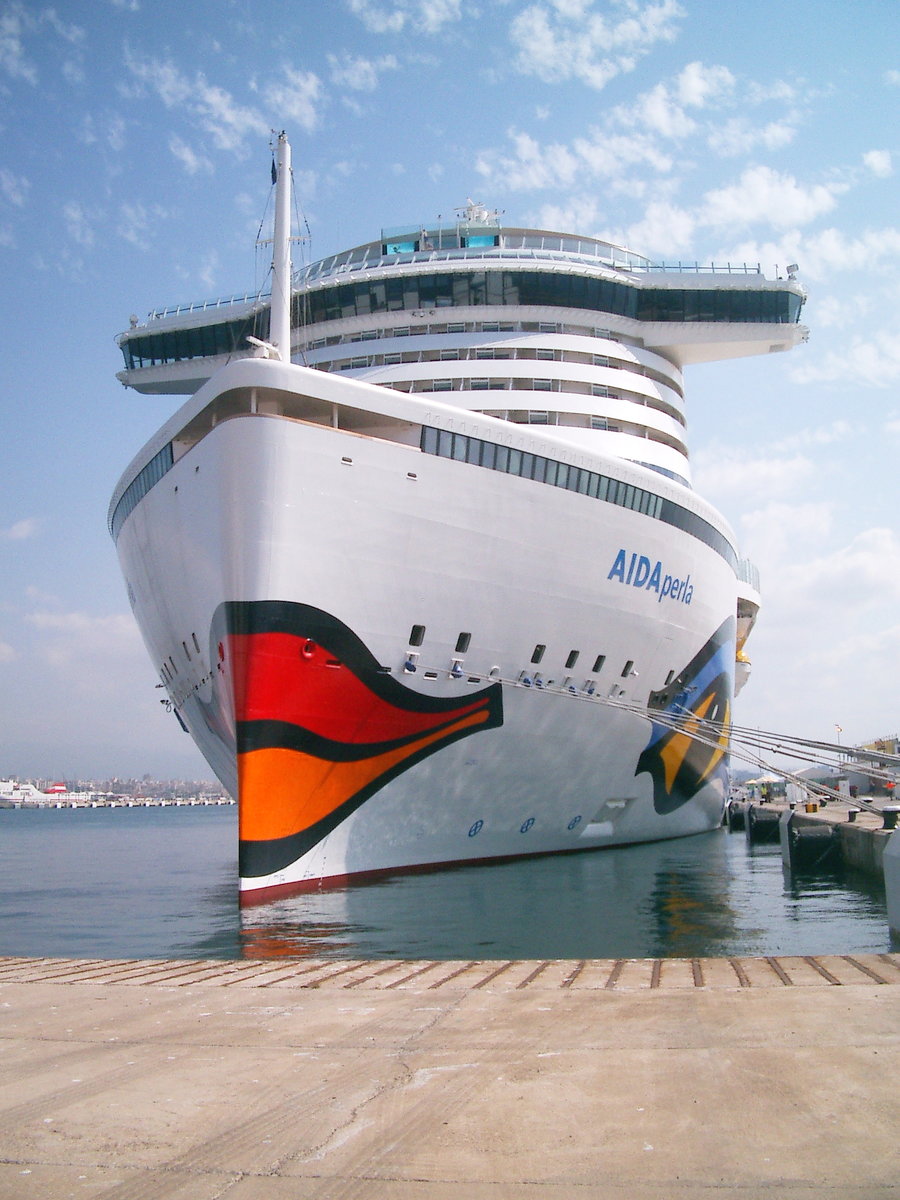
[109,134,806,903]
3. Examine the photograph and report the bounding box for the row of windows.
[407,624,634,680]
[109,414,714,559]
[123,311,269,370]
[159,631,203,685]
[294,269,802,329]
[420,425,737,569]
[381,376,685,430]
[321,345,683,399]
[312,319,627,343]
[109,443,174,539]
[122,269,801,371]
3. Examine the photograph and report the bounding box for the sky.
[0,0,898,782]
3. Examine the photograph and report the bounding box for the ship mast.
[270,131,292,363]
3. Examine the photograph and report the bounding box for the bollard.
[847,808,860,823]
[883,805,900,831]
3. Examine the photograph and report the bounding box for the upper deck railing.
[139,221,775,323]
[143,256,767,325]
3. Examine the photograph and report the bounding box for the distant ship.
[109,133,806,903]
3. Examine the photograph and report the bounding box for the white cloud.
[702,166,846,231]
[618,199,696,257]
[719,226,900,284]
[261,67,323,132]
[706,116,797,157]
[107,115,126,152]
[737,499,834,567]
[676,60,734,107]
[327,52,398,92]
[476,126,673,191]
[169,135,212,175]
[41,10,85,45]
[63,200,95,246]
[0,4,37,84]
[116,200,169,250]
[62,58,85,86]
[1,517,39,540]
[0,640,15,663]
[347,0,462,34]
[863,149,893,178]
[692,448,815,506]
[0,167,28,206]
[772,420,855,452]
[778,527,900,609]
[625,81,698,138]
[124,48,272,151]
[885,69,900,86]
[26,610,142,670]
[789,328,900,388]
[612,61,734,140]
[509,0,684,90]
[77,112,126,150]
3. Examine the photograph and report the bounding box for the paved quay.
[2,953,900,1199]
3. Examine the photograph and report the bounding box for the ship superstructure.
[110,135,805,901]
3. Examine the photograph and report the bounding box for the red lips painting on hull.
[216,602,504,888]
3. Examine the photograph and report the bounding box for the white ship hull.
[116,359,736,902]
[111,145,802,902]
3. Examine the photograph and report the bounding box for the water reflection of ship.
[237,829,743,961]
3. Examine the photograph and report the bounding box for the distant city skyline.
[1,0,898,780]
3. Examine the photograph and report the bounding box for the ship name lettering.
[607,548,693,605]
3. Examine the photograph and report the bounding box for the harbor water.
[0,804,890,961]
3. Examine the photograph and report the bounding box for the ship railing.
[146,291,269,321]
[139,256,766,328]
[639,262,763,274]
[737,558,761,590]
[296,249,766,286]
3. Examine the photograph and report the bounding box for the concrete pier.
[2,953,900,1198]
[740,798,896,877]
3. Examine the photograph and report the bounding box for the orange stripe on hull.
[238,707,492,842]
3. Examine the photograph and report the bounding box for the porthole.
[621,659,634,678]
[455,631,471,654]
[409,623,425,646]
[592,654,606,674]
[531,643,546,664]
[565,649,579,670]
[192,632,201,654]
